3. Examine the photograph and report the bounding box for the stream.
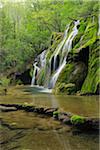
[0,86,99,150]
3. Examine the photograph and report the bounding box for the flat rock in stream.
[0,106,17,112]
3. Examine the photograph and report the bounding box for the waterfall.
[31,62,40,86]
[31,20,80,89]
[49,20,80,89]
[52,25,69,71]
[40,50,46,67]
[49,57,66,88]
[31,50,47,87]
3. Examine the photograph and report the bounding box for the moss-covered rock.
[37,68,46,86]
[54,14,99,94]
[71,115,85,125]
[81,39,99,93]
[53,83,76,94]
[46,32,63,64]
[54,62,87,94]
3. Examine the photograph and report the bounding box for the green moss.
[46,32,62,65]
[37,68,46,86]
[46,50,53,63]
[81,40,99,93]
[30,68,34,77]
[0,76,10,88]
[73,15,98,54]
[53,111,60,116]
[71,16,99,94]
[78,20,87,33]
[53,83,76,94]
[57,63,74,84]
[54,61,87,94]
[71,115,85,125]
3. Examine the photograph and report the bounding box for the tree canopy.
[0,0,99,74]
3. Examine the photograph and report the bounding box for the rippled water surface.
[0,86,99,150]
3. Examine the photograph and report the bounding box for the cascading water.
[31,20,80,89]
[49,57,66,88]
[31,62,40,86]
[40,50,46,67]
[31,50,47,87]
[49,20,80,89]
[51,25,69,71]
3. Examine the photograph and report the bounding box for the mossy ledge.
[0,103,99,131]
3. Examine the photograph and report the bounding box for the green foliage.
[30,68,34,78]
[71,115,85,125]
[16,79,23,85]
[0,76,10,88]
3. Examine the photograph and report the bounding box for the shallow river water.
[0,86,99,150]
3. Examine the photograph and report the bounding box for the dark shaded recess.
[35,69,37,76]
[66,47,89,91]
[51,56,54,72]
[16,69,31,84]
[77,47,89,66]
[51,34,54,45]
[34,69,38,85]
[96,83,100,95]
[55,55,60,70]
[67,46,89,67]
[77,24,80,29]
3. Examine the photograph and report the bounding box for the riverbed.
[0,86,99,150]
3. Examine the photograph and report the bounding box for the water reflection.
[0,86,99,117]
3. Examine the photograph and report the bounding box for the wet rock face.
[70,62,87,89]
[75,47,89,66]
[54,62,87,94]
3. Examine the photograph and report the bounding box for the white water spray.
[40,50,46,67]
[31,62,40,86]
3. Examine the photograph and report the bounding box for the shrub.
[0,76,10,88]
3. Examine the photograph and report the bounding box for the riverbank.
[0,85,99,150]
